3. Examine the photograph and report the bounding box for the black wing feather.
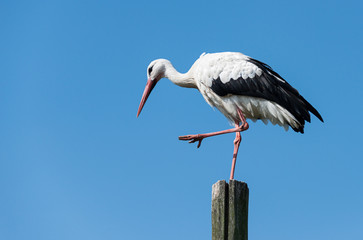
[210,57,324,133]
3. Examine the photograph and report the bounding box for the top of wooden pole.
[212,180,249,240]
[228,180,249,240]
[212,180,228,240]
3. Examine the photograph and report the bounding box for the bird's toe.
[179,135,192,140]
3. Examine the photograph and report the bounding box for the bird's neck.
[164,63,196,89]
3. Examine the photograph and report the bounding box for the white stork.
[137,52,323,179]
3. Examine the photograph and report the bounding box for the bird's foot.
[178,134,204,148]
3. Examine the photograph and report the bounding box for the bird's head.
[137,59,170,117]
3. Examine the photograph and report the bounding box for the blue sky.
[0,0,362,239]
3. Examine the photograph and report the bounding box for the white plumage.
[140,52,323,133]
[137,51,323,179]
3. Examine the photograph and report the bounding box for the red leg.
[179,106,249,148]
[230,127,241,180]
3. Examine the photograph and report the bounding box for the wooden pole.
[212,180,228,240]
[212,180,249,240]
[228,180,249,240]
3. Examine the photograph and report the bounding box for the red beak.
[137,78,157,117]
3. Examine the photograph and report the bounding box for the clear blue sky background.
[0,0,362,239]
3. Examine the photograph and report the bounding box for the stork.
[137,52,323,180]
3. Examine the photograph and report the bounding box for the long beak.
[137,78,156,117]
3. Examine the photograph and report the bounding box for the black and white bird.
[137,52,323,179]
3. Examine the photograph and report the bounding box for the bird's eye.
[148,66,153,75]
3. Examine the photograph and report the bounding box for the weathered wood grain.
[228,180,248,240]
[212,180,249,240]
[212,180,228,240]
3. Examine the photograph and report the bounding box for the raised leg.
[179,106,249,148]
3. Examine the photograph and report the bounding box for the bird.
[137,52,323,180]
